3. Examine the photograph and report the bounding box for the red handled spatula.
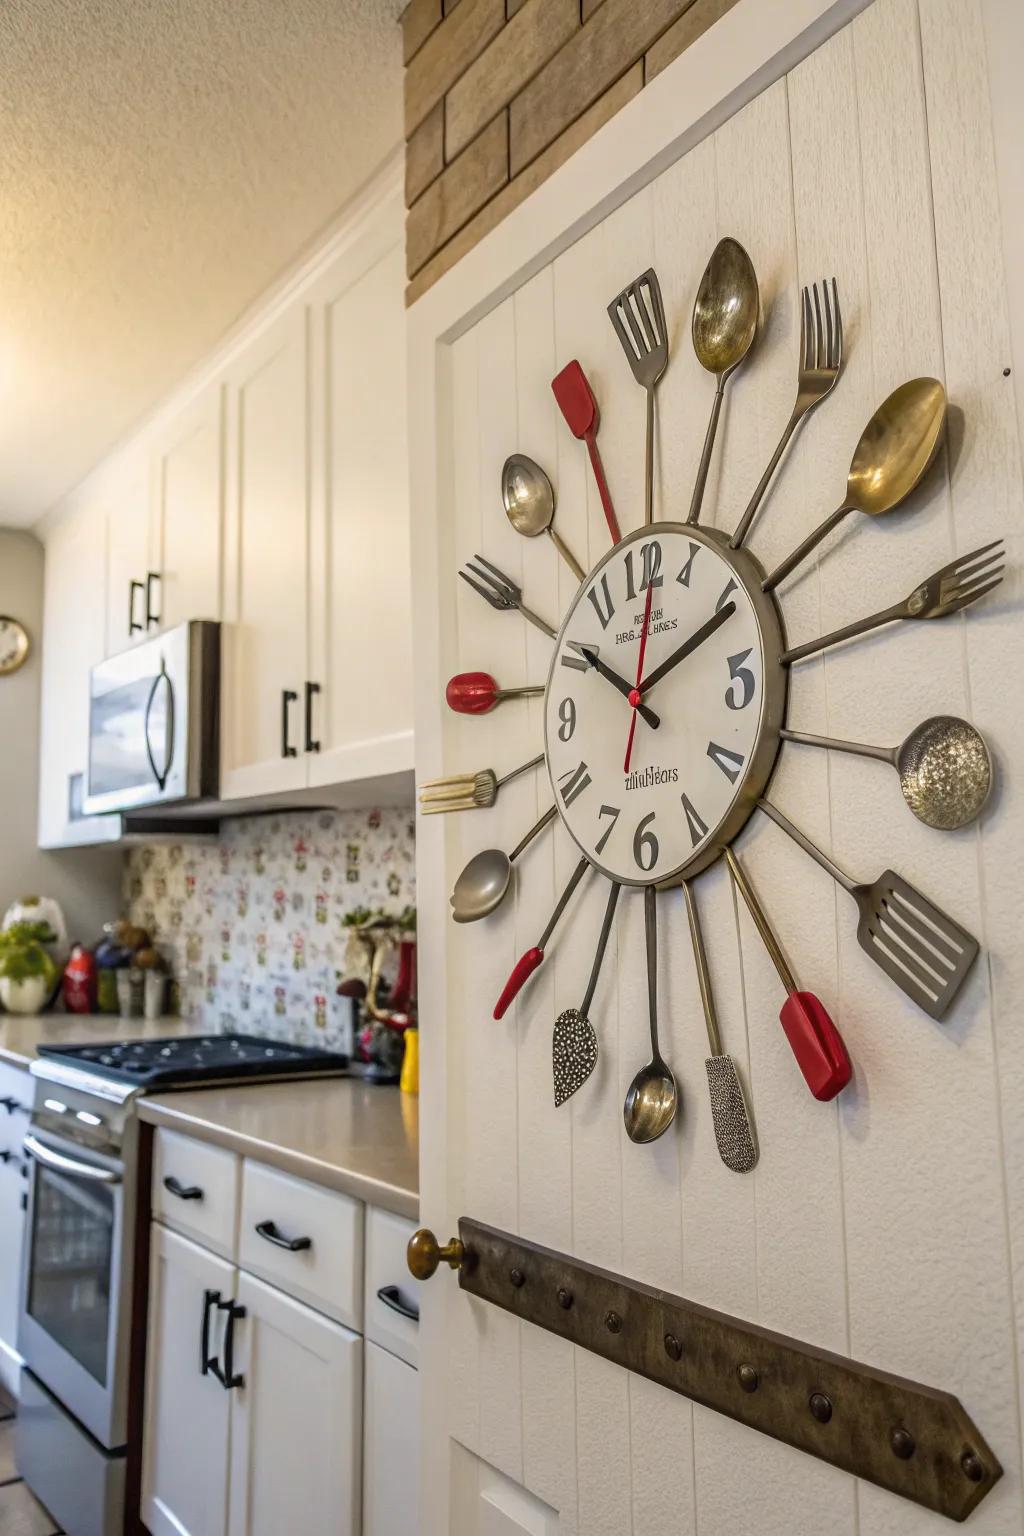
[445,672,543,715]
[494,858,589,1020]
[551,360,621,545]
[726,849,851,1101]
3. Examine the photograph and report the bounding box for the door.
[227,1270,361,1536]
[142,1224,234,1536]
[307,194,414,791]
[104,454,154,655]
[220,308,309,799]
[152,381,224,632]
[362,1341,419,1536]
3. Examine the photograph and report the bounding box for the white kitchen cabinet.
[151,381,224,633]
[37,506,122,849]
[142,1223,235,1536]
[362,1340,418,1536]
[228,1270,362,1536]
[0,1064,31,1398]
[220,307,309,800]
[104,454,155,655]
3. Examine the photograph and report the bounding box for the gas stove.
[34,1031,350,1093]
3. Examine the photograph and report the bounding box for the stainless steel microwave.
[84,621,220,815]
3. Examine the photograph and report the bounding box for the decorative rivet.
[737,1364,759,1393]
[509,1268,525,1289]
[556,1287,573,1310]
[664,1334,683,1361]
[605,1311,622,1334]
[809,1392,833,1424]
[961,1451,985,1483]
[891,1428,915,1461]
[1003,367,1012,378]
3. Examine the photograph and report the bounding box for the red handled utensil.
[494,858,589,1020]
[725,849,851,1101]
[446,672,544,715]
[551,360,621,544]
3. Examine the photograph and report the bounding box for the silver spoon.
[449,806,556,924]
[687,237,760,526]
[502,455,585,582]
[623,886,678,1144]
[782,715,992,830]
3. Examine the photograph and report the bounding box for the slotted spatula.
[551,359,621,545]
[608,269,669,526]
[759,801,979,1020]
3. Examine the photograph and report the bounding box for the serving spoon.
[623,887,678,1144]
[502,454,585,582]
[687,238,759,525]
[449,807,556,923]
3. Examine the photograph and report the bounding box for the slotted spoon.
[759,800,979,1020]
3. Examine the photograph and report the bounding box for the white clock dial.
[544,524,785,886]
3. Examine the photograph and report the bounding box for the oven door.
[18,1129,132,1450]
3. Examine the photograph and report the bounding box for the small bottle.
[400,1026,419,1096]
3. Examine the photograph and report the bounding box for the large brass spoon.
[623,887,678,1144]
[782,715,991,830]
[687,238,759,525]
[763,377,947,591]
[502,454,585,582]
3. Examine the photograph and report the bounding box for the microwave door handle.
[23,1133,121,1184]
[143,660,175,791]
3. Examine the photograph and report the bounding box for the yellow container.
[400,1027,419,1095]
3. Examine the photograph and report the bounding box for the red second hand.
[624,581,655,774]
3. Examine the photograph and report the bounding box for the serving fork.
[783,539,1004,664]
[731,278,843,548]
[459,555,556,638]
[419,752,545,814]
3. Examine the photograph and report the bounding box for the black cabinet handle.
[129,579,145,635]
[0,1150,13,1166]
[0,1097,26,1115]
[281,690,298,758]
[207,1297,246,1390]
[145,571,162,630]
[304,681,321,753]
[164,1174,203,1202]
[376,1283,420,1324]
[201,1287,220,1376]
[255,1219,312,1253]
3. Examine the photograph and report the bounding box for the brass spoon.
[687,237,760,525]
[501,454,585,582]
[623,887,678,1144]
[782,715,991,830]
[764,377,947,591]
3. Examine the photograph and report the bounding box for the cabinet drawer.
[365,1207,419,1368]
[152,1129,239,1259]
[238,1160,363,1329]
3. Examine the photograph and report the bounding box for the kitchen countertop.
[0,1013,199,1070]
[139,1079,419,1221]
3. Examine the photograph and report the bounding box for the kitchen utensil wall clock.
[420,241,1003,1170]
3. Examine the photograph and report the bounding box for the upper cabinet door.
[104,454,154,655]
[220,308,310,799]
[307,197,413,793]
[151,381,224,632]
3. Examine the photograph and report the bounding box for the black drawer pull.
[281,690,298,758]
[255,1219,312,1253]
[129,579,145,635]
[207,1296,246,1390]
[0,1149,13,1166]
[0,1097,26,1115]
[304,681,321,753]
[164,1175,203,1202]
[376,1284,420,1324]
[201,1288,220,1376]
[145,570,162,629]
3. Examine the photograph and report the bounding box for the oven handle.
[143,659,175,791]
[23,1133,122,1184]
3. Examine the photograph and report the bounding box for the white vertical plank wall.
[427,0,1024,1530]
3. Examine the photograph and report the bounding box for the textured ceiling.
[0,0,404,525]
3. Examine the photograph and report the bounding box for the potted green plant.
[0,921,59,1015]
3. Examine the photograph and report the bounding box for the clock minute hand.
[577,647,660,729]
[638,601,736,694]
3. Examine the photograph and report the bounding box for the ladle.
[623,887,678,1144]
[687,237,759,525]
[502,455,585,582]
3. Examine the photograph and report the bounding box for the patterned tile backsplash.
[124,807,416,1053]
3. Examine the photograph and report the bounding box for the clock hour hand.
[638,601,736,694]
[576,646,660,729]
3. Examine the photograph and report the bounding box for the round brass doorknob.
[407,1228,464,1281]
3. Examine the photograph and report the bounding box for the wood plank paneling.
[407,112,509,278]
[406,101,445,206]
[403,0,443,65]
[405,0,505,137]
[445,0,579,162]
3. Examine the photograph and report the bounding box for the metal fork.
[419,753,545,814]
[783,539,1004,664]
[608,269,669,526]
[459,555,556,639]
[731,279,843,548]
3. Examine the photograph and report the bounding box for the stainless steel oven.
[83,619,219,816]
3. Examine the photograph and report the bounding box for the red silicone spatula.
[726,849,851,1101]
[551,360,621,545]
[493,858,589,1019]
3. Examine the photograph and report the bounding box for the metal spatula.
[552,881,620,1107]
[607,269,668,525]
[759,801,979,1020]
[684,882,757,1171]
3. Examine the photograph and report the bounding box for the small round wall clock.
[420,248,1002,1172]
[0,616,30,676]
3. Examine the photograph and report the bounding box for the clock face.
[544,524,786,886]
[0,617,29,676]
